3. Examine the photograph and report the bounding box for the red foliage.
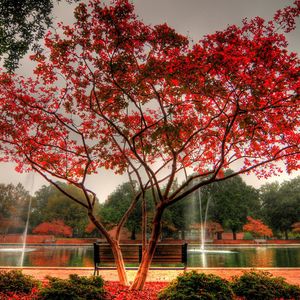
[105,281,168,300]
[292,222,300,234]
[0,287,39,300]
[85,220,96,233]
[243,216,273,237]
[0,0,299,186]
[32,220,73,237]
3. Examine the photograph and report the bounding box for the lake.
[0,244,300,268]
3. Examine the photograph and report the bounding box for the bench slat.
[93,243,188,275]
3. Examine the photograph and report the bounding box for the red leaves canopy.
[243,216,273,237]
[32,220,73,237]
[0,0,299,204]
[292,222,300,233]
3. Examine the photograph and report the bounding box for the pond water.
[0,244,300,268]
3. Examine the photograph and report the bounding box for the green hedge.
[0,269,40,294]
[159,270,300,300]
[158,271,234,300]
[231,270,300,300]
[39,274,107,300]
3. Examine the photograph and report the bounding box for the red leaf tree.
[0,0,299,289]
[243,216,273,238]
[32,220,73,237]
[292,222,300,234]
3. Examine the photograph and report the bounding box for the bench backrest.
[94,244,140,264]
[94,243,187,266]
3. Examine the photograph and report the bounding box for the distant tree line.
[0,175,300,240]
[0,0,79,72]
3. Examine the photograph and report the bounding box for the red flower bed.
[105,282,168,300]
[0,282,168,300]
[0,287,39,299]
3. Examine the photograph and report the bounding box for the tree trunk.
[232,230,237,240]
[130,206,164,290]
[285,230,289,240]
[131,225,136,240]
[109,239,129,286]
[181,230,185,240]
[88,212,129,286]
[142,193,147,252]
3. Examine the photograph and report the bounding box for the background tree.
[204,171,260,239]
[100,182,145,240]
[0,0,78,71]
[161,197,191,239]
[100,181,190,240]
[0,183,31,234]
[0,0,299,289]
[31,183,96,237]
[206,221,224,240]
[261,177,300,239]
[243,216,273,238]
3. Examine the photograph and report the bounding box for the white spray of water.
[198,188,211,251]
[20,173,34,267]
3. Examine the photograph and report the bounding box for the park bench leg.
[93,266,99,276]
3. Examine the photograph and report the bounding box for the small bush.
[0,269,40,295]
[158,271,234,300]
[39,274,107,300]
[243,232,253,240]
[231,270,300,300]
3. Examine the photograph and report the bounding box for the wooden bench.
[93,243,188,275]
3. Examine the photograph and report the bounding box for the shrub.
[231,270,300,300]
[0,269,40,295]
[158,271,234,300]
[243,232,253,240]
[38,274,107,300]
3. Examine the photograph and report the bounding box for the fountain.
[19,193,33,266]
[0,173,36,265]
[188,185,236,267]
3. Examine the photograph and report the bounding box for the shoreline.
[1,242,300,246]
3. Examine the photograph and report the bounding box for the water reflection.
[0,246,94,267]
[0,245,299,267]
[187,246,300,267]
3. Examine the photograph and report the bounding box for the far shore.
[1,236,300,246]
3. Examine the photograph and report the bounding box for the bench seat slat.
[93,243,188,275]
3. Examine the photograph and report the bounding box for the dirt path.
[1,267,300,285]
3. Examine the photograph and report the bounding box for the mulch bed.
[0,282,168,300]
[105,282,168,299]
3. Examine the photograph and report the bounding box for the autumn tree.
[0,0,300,290]
[292,222,300,234]
[32,219,73,237]
[243,216,273,238]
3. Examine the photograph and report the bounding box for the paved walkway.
[1,267,300,285]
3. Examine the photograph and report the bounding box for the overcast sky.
[0,0,299,200]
